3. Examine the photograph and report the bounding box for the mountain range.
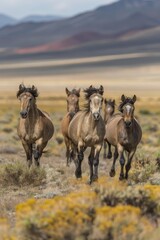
[0,0,160,56]
[0,14,63,28]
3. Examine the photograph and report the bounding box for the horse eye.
[29,98,32,101]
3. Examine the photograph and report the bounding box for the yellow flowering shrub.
[91,205,153,240]
[16,191,97,240]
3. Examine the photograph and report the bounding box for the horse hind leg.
[107,141,112,159]
[64,137,71,167]
[103,141,107,159]
[110,147,118,177]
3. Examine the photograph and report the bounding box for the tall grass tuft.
[0,161,46,187]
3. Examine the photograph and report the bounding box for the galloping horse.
[103,99,115,159]
[61,88,80,166]
[104,95,142,180]
[17,84,54,167]
[68,85,105,184]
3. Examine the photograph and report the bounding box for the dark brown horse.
[68,85,105,184]
[61,88,80,166]
[103,99,115,159]
[104,95,142,180]
[17,84,54,167]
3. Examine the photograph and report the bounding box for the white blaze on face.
[126,105,131,114]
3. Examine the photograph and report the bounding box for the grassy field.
[0,55,160,239]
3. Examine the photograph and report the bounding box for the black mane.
[83,85,104,111]
[17,84,39,98]
[84,85,104,100]
[71,89,80,97]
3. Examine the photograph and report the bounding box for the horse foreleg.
[75,143,84,179]
[92,145,102,182]
[118,144,125,180]
[88,147,94,184]
[34,140,48,167]
[125,149,136,179]
[110,147,118,177]
[21,140,32,167]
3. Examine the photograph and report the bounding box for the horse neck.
[27,102,39,124]
[88,112,100,129]
[123,118,135,135]
[104,109,114,123]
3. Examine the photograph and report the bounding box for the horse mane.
[84,85,104,100]
[105,99,115,107]
[70,89,80,97]
[83,85,104,112]
[118,97,135,113]
[17,84,39,98]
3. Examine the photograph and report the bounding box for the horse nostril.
[20,111,28,118]
[125,121,132,127]
[93,113,100,120]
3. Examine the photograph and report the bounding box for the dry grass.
[0,60,159,238]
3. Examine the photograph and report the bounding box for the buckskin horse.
[68,85,105,184]
[104,95,142,180]
[17,84,54,167]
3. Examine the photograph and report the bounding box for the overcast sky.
[1,0,117,19]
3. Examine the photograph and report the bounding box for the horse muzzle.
[125,121,132,128]
[93,112,100,121]
[20,110,28,119]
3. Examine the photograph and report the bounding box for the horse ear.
[104,99,107,104]
[121,94,126,102]
[77,88,81,97]
[132,95,137,103]
[112,99,115,105]
[89,85,92,89]
[99,85,104,95]
[19,83,25,90]
[65,88,70,96]
[31,85,35,90]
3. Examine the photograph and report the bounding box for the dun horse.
[61,88,80,166]
[104,95,142,180]
[103,99,115,159]
[17,84,54,167]
[68,85,105,184]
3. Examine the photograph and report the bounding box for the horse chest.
[21,123,41,141]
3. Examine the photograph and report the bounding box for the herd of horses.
[17,84,142,184]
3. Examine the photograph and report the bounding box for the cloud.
[0,0,117,18]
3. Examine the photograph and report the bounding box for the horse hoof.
[110,169,115,177]
[119,175,124,181]
[107,153,112,159]
[34,160,40,167]
[75,169,82,179]
[92,175,98,182]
